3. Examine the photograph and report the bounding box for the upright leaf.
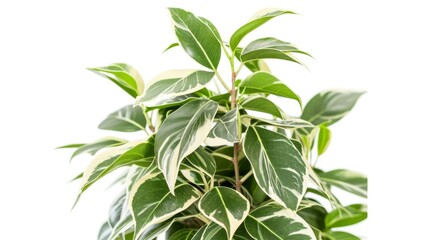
[239,71,302,107]
[206,108,240,146]
[317,125,331,156]
[243,126,308,210]
[169,8,221,70]
[301,90,365,126]
[245,204,316,240]
[325,204,367,228]
[319,170,367,198]
[198,187,250,240]
[136,70,214,103]
[240,38,310,66]
[155,99,218,192]
[240,95,284,119]
[129,173,200,239]
[229,9,295,51]
[88,63,144,98]
[99,105,146,132]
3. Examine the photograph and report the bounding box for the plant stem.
[240,170,253,183]
[230,71,241,193]
[215,70,231,92]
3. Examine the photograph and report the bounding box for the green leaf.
[211,146,246,175]
[244,204,316,240]
[88,63,144,98]
[136,70,215,103]
[163,43,179,53]
[234,48,271,73]
[229,9,295,52]
[206,108,239,146]
[98,222,112,240]
[198,187,250,240]
[155,99,218,192]
[57,143,85,149]
[297,201,328,231]
[301,90,365,126]
[98,105,146,132]
[130,173,201,239]
[325,204,367,228]
[243,126,308,210]
[169,8,221,70]
[239,71,302,107]
[243,115,314,129]
[108,192,127,228]
[192,222,227,240]
[68,137,127,161]
[317,125,331,156]
[145,95,198,112]
[107,214,133,240]
[240,37,310,66]
[80,136,155,193]
[185,147,216,180]
[138,214,197,240]
[239,95,284,119]
[169,229,196,240]
[319,170,367,198]
[324,231,360,240]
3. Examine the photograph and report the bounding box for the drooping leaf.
[169,8,221,70]
[98,222,112,240]
[198,187,250,239]
[169,229,197,240]
[319,170,367,198]
[323,231,360,240]
[234,48,271,72]
[229,9,295,51]
[145,95,198,111]
[325,204,367,229]
[239,71,302,107]
[108,192,127,228]
[191,222,227,240]
[243,126,308,210]
[98,105,146,132]
[163,43,179,53]
[80,136,155,193]
[245,204,316,240]
[243,115,314,129]
[185,147,216,180]
[317,125,331,156]
[240,37,310,66]
[206,108,239,146]
[129,173,201,239]
[107,214,133,240]
[301,90,365,126]
[136,70,215,103]
[88,63,144,98]
[64,137,127,161]
[239,95,284,119]
[155,99,218,192]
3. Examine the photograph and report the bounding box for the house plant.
[60,7,367,240]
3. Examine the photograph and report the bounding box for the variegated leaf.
[80,136,155,193]
[242,115,314,129]
[136,70,215,103]
[239,71,302,107]
[155,99,218,192]
[240,37,310,66]
[108,191,127,228]
[206,108,239,146]
[301,90,365,126]
[229,9,295,51]
[59,137,127,161]
[243,126,308,210]
[239,95,284,119]
[245,204,316,240]
[129,173,201,239]
[169,229,197,240]
[169,8,221,70]
[192,222,227,240]
[138,214,198,240]
[107,214,133,240]
[185,147,216,179]
[145,95,197,112]
[99,105,146,132]
[198,187,250,240]
[319,169,367,198]
[88,63,144,98]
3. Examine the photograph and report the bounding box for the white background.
[1,0,428,239]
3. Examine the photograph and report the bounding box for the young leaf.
[245,204,316,240]
[301,90,365,126]
[155,99,218,193]
[198,187,250,240]
[88,63,144,98]
[325,204,367,228]
[323,231,360,240]
[319,170,368,198]
[192,222,227,240]
[206,108,240,146]
[169,8,221,70]
[98,105,146,132]
[129,173,201,239]
[317,125,331,156]
[243,126,308,210]
[240,37,310,66]
[136,70,215,103]
[240,95,285,119]
[80,136,155,193]
[239,71,302,107]
[163,43,179,53]
[229,9,295,52]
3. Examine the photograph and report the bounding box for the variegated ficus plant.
[60,8,367,240]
